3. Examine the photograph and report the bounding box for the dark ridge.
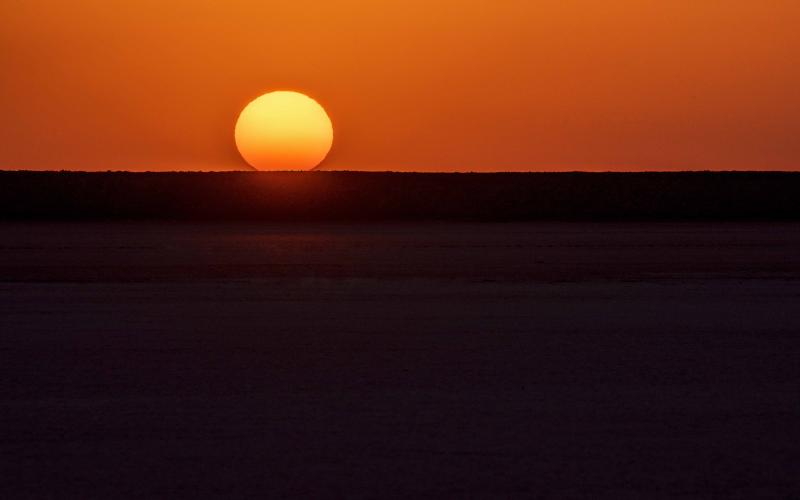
[1,170,799,221]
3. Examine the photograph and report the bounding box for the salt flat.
[1,223,799,498]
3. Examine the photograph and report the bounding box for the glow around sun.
[235,91,333,171]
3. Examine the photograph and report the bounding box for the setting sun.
[235,91,333,171]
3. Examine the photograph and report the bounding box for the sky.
[1,0,799,171]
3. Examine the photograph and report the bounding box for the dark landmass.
[3,170,800,496]
[1,222,799,498]
[2,170,800,221]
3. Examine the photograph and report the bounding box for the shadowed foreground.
[1,222,799,498]
[2,171,800,221]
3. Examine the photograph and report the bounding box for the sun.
[235,91,333,171]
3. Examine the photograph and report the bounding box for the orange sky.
[2,0,799,171]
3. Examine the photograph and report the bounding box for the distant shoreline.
[2,171,799,221]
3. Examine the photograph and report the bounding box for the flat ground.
[1,223,799,498]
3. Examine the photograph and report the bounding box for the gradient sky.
[2,0,799,171]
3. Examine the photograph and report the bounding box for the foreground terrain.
[1,222,799,498]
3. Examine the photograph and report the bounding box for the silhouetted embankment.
[1,171,799,221]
